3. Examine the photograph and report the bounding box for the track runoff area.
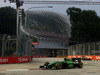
[0,58,100,75]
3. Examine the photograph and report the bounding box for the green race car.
[40,58,83,70]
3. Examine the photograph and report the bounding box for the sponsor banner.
[32,55,48,58]
[57,55,100,60]
[67,55,100,60]
[0,57,8,64]
[18,56,31,63]
[0,56,31,64]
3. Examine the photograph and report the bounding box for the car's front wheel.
[44,62,49,66]
[78,62,83,68]
[44,62,50,69]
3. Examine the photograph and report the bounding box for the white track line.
[7,69,29,71]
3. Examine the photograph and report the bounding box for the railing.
[68,41,100,55]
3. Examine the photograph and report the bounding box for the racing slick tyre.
[44,62,50,69]
[78,62,83,68]
[78,58,81,62]
[44,62,50,66]
[55,63,62,69]
[52,66,56,70]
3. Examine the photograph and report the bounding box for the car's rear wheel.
[78,62,83,68]
[52,66,56,70]
[55,63,62,69]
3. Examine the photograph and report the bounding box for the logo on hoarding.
[18,58,28,62]
[0,58,8,62]
[73,56,76,58]
[32,42,39,45]
[78,56,81,58]
[96,56,100,59]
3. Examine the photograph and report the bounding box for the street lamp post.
[25,6,53,28]
[16,6,19,56]
[5,0,52,56]
[4,0,24,56]
[16,0,23,56]
[26,6,53,11]
[25,6,53,36]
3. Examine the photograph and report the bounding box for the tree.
[71,22,85,43]
[0,6,16,35]
[66,7,100,43]
[66,7,81,23]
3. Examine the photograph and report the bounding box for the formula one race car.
[81,56,91,60]
[40,58,83,70]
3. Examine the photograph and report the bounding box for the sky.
[0,0,100,16]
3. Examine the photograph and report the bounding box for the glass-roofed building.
[22,10,71,57]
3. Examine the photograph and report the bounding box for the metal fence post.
[2,34,6,56]
[83,44,85,55]
[99,42,100,55]
[88,43,90,55]
[93,43,95,55]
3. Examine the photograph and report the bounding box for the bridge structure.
[8,0,100,5]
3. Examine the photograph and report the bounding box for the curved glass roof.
[25,10,70,35]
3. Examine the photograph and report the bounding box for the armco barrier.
[32,55,48,58]
[0,56,31,64]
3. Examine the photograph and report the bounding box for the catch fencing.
[68,41,100,55]
[0,34,32,57]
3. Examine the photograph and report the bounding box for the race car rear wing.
[72,58,81,62]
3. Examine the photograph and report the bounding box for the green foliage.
[66,7,100,43]
[67,7,82,23]
[0,6,16,35]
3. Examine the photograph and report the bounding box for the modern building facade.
[30,30,69,57]
[24,10,71,57]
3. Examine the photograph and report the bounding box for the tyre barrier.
[0,56,31,64]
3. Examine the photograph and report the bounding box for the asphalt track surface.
[0,58,100,75]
